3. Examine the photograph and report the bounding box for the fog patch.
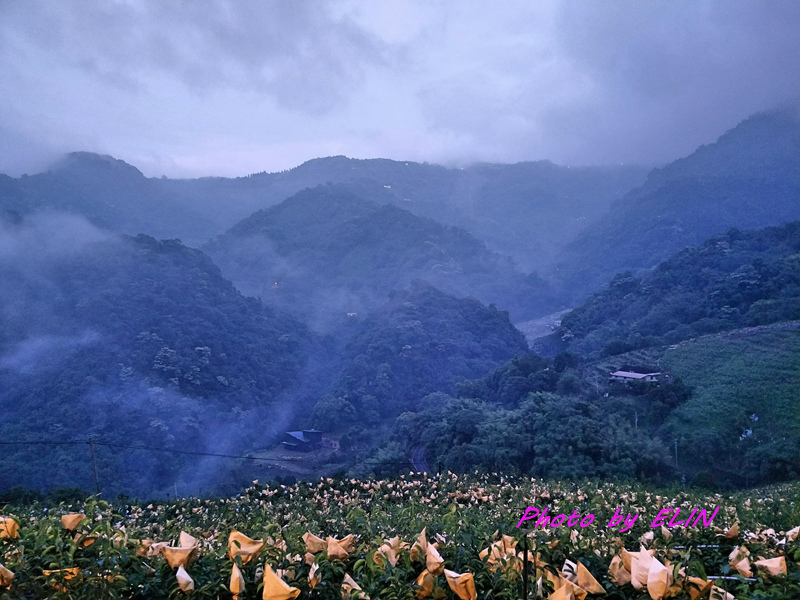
[1,330,102,375]
[0,210,112,262]
[79,378,305,497]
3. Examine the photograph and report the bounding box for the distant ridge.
[556,107,800,299]
[204,184,554,326]
[1,150,647,272]
[548,219,800,357]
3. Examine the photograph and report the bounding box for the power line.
[0,438,416,465]
[0,440,85,446]
[94,441,292,462]
[0,439,295,463]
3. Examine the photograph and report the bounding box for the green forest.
[2,109,800,497]
[554,221,800,357]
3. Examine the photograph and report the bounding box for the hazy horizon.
[2,1,800,178]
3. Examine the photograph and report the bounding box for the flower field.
[2,474,800,599]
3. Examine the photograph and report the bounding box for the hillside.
[660,325,800,484]
[548,220,800,357]
[0,213,542,495]
[204,185,556,326]
[370,321,800,487]
[583,322,800,486]
[556,108,800,299]
[314,282,529,433]
[0,216,314,495]
[361,214,800,487]
[3,153,216,244]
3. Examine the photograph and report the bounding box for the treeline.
[365,352,688,480]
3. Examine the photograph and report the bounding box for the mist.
[0,210,323,497]
[3,2,800,500]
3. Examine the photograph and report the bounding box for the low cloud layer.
[1,1,799,177]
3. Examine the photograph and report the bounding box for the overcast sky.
[1,0,799,178]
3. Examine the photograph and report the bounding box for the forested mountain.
[555,108,800,299]
[545,221,800,357]
[367,216,800,488]
[0,215,314,495]
[205,185,555,326]
[243,157,647,272]
[0,212,542,495]
[1,152,647,272]
[312,282,529,432]
[4,107,800,495]
[2,153,216,244]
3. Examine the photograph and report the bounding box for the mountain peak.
[50,152,145,179]
[647,106,800,184]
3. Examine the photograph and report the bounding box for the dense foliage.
[370,392,670,481]
[367,350,678,483]
[556,221,800,356]
[0,226,312,496]
[315,282,529,429]
[370,321,800,489]
[2,475,800,599]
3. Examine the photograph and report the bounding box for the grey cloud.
[544,1,800,163]
[1,0,384,113]
[0,211,111,261]
[0,212,113,340]
[416,1,800,166]
[1,1,800,176]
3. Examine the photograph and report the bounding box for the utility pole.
[88,438,100,496]
[674,439,678,469]
[522,532,529,600]
[634,411,638,432]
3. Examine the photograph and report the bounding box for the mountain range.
[3,107,800,493]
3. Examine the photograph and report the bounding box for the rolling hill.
[583,321,800,486]
[204,185,557,327]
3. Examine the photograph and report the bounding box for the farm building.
[609,370,661,383]
[281,430,323,452]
